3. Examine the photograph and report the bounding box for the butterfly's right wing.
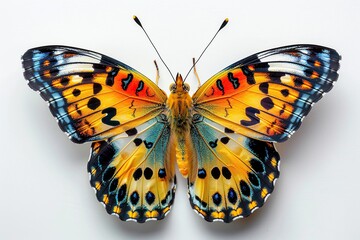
[192,45,340,142]
[188,114,279,222]
[187,44,340,222]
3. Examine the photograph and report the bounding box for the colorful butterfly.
[22,17,340,223]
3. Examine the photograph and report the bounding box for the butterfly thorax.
[167,74,194,177]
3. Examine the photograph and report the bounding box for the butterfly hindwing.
[189,114,280,222]
[88,114,176,222]
[22,46,167,143]
[193,45,341,142]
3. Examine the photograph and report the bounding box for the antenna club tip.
[219,18,229,30]
[133,15,143,27]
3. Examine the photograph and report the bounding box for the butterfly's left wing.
[192,45,340,142]
[88,114,176,222]
[22,46,176,222]
[22,46,167,143]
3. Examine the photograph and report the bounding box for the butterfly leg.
[154,60,160,85]
[192,57,201,88]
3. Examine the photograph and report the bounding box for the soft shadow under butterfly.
[22,16,340,223]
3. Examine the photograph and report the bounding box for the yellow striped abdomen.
[166,74,194,177]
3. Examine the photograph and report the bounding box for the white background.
[1,0,359,239]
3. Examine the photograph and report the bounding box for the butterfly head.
[169,73,190,93]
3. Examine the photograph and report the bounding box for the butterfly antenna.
[133,16,176,82]
[184,18,229,82]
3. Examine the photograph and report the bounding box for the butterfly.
[22,17,340,223]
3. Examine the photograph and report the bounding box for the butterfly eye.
[169,83,176,92]
[183,83,190,92]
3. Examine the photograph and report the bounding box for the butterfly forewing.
[22,46,167,143]
[193,45,340,142]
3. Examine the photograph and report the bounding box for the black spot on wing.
[101,107,120,126]
[135,80,144,95]
[60,77,70,86]
[121,73,133,90]
[197,168,207,179]
[221,167,232,179]
[209,139,218,148]
[212,192,222,206]
[158,168,166,178]
[240,180,250,197]
[250,158,265,173]
[125,128,138,136]
[87,97,101,110]
[224,127,234,133]
[261,97,274,110]
[259,82,269,94]
[144,167,153,180]
[228,188,237,204]
[117,184,127,202]
[93,83,102,94]
[242,66,255,85]
[133,138,142,146]
[98,144,116,167]
[294,77,304,87]
[144,140,153,149]
[248,172,259,187]
[103,167,116,182]
[216,79,225,95]
[72,88,81,97]
[133,168,142,181]
[211,167,220,179]
[145,191,155,205]
[220,137,230,144]
[240,107,260,126]
[105,68,119,86]
[130,191,139,205]
[109,178,118,192]
[281,89,289,97]
[228,72,240,89]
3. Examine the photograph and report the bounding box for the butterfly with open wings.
[22,17,340,223]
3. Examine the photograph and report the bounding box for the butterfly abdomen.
[167,74,194,177]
